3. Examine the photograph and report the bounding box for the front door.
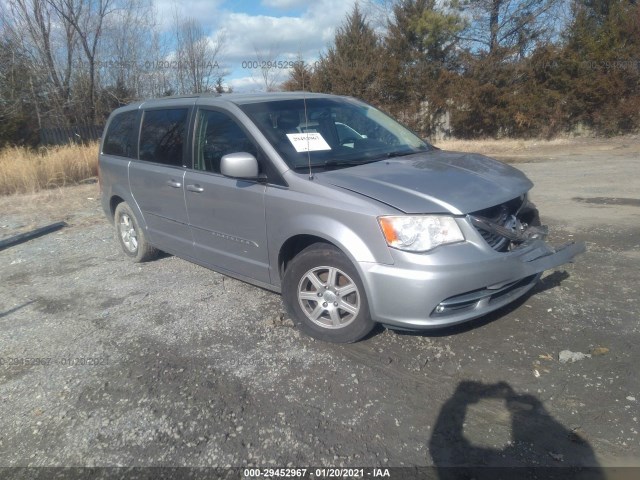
[184,108,270,283]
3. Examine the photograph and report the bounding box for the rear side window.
[103,110,138,158]
[139,108,189,167]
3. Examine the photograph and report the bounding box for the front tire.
[114,202,158,262]
[282,243,376,343]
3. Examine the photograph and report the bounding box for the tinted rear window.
[139,108,189,167]
[103,110,138,158]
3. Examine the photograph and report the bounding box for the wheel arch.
[109,195,125,219]
[275,217,389,285]
[108,189,148,230]
[278,233,377,343]
[278,234,339,281]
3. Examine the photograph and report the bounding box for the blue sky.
[154,0,365,92]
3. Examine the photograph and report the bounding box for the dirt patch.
[436,135,640,164]
[573,197,640,207]
[0,184,102,241]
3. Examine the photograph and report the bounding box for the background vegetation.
[0,142,98,195]
[284,0,640,139]
[0,0,638,148]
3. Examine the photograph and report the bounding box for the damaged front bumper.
[430,239,586,320]
[357,220,586,330]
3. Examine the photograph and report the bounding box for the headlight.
[378,215,464,252]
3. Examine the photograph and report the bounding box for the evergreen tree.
[281,56,315,91]
[383,0,465,135]
[562,0,640,133]
[311,5,384,104]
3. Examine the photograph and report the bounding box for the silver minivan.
[99,92,585,343]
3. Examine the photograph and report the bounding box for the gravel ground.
[0,138,638,470]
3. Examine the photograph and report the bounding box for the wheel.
[114,202,158,262]
[282,243,376,343]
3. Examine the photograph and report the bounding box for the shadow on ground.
[429,381,604,479]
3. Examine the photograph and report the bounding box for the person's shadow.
[429,381,605,479]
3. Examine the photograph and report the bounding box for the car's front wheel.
[282,243,376,343]
[114,202,158,262]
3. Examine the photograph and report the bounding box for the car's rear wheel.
[282,243,375,343]
[114,202,157,262]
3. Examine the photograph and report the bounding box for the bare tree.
[459,0,559,58]
[100,0,157,101]
[251,43,285,92]
[47,0,115,121]
[174,16,225,94]
[1,0,77,123]
[361,0,397,31]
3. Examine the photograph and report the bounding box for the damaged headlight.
[378,215,465,252]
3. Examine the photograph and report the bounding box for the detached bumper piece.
[431,240,586,318]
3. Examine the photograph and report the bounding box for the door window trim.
[136,106,194,169]
[191,106,286,186]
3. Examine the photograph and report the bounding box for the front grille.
[470,196,525,252]
[477,223,510,250]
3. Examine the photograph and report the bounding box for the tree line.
[284,0,640,139]
[1,0,638,146]
[0,0,227,146]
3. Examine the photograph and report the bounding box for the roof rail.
[155,92,222,100]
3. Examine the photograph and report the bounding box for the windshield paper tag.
[286,133,331,152]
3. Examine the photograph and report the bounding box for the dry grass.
[0,142,99,196]
[434,137,575,155]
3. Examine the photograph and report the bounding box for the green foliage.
[310,5,385,104]
[282,0,638,138]
[444,0,640,137]
[562,0,640,134]
[1,0,638,144]
[382,0,465,135]
[281,56,315,92]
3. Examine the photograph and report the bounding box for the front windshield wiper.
[292,159,381,171]
[292,150,426,171]
[383,150,426,159]
[323,158,382,168]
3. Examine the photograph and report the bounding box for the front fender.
[268,212,394,288]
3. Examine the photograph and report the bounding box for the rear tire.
[282,243,376,343]
[114,202,158,262]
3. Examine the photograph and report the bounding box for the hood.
[315,150,533,214]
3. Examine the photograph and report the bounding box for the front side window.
[194,109,257,173]
[139,108,189,167]
[239,98,432,170]
[103,110,138,158]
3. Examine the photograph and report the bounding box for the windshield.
[238,97,432,170]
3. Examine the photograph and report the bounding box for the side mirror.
[220,152,259,179]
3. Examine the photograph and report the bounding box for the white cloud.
[261,0,310,9]
[150,0,359,90]
[214,0,357,82]
[154,0,226,31]
[228,76,267,93]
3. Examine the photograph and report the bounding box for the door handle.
[186,184,204,193]
[166,180,182,188]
